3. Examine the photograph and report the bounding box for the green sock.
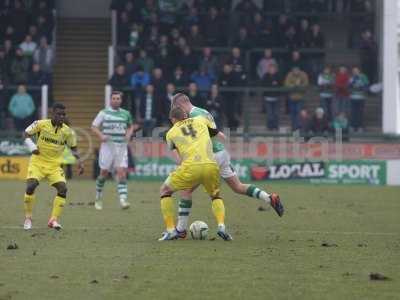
[96,176,106,200]
[117,181,128,201]
[246,185,270,203]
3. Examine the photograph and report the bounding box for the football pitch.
[0,180,399,300]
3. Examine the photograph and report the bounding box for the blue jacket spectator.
[8,85,35,130]
[130,67,150,90]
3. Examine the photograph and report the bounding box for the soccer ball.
[189,221,209,240]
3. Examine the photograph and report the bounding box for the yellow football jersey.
[26,119,77,165]
[166,116,217,165]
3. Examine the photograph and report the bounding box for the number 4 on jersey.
[181,124,197,138]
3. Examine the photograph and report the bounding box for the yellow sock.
[51,196,66,220]
[24,194,36,218]
[212,198,225,226]
[160,196,176,231]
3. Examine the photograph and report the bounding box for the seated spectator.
[286,50,307,74]
[227,47,247,84]
[0,49,9,84]
[248,12,264,43]
[4,26,17,44]
[19,35,37,57]
[4,40,15,62]
[8,85,36,131]
[298,109,311,138]
[182,6,200,29]
[155,48,174,77]
[10,1,29,42]
[10,48,30,84]
[263,0,285,12]
[143,25,159,54]
[187,82,204,107]
[139,84,157,136]
[33,37,54,75]
[335,66,350,114]
[186,24,204,48]
[180,46,198,76]
[332,112,349,140]
[28,25,40,44]
[124,52,138,77]
[109,64,129,91]
[199,47,218,79]
[191,65,215,95]
[317,66,335,121]
[232,26,253,50]
[284,67,309,130]
[259,20,277,48]
[136,49,154,74]
[309,24,325,48]
[349,67,369,132]
[205,84,224,128]
[129,23,141,48]
[257,48,278,80]
[118,11,131,45]
[235,0,260,27]
[171,65,188,87]
[28,64,48,107]
[36,15,53,43]
[262,63,281,130]
[310,107,330,135]
[131,66,151,99]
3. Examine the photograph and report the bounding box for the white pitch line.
[0,226,399,236]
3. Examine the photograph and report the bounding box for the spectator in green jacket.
[349,67,369,132]
[8,85,36,130]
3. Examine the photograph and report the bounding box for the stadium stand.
[109,0,379,134]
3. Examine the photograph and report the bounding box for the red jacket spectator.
[335,67,350,97]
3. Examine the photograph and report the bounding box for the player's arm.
[125,124,135,142]
[70,146,84,175]
[166,132,182,165]
[216,131,226,143]
[24,121,41,155]
[91,111,108,142]
[172,149,182,165]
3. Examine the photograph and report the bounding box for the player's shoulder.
[36,119,52,127]
[119,108,132,117]
[190,106,209,117]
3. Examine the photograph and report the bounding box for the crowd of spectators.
[0,0,55,130]
[109,0,375,134]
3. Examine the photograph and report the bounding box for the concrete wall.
[57,0,112,18]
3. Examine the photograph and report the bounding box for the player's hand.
[32,149,40,155]
[101,135,109,143]
[77,161,84,175]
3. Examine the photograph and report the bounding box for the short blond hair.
[169,106,187,121]
[171,93,190,107]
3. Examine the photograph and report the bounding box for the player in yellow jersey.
[22,103,84,230]
[158,106,232,241]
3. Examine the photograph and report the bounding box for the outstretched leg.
[23,179,39,230]
[48,181,67,230]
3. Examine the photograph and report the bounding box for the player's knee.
[26,181,38,195]
[57,184,68,197]
[160,184,172,197]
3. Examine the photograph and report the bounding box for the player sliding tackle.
[23,103,84,230]
[92,91,138,210]
[171,93,284,237]
[159,106,232,241]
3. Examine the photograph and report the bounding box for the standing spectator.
[276,14,291,46]
[118,11,131,45]
[282,25,298,49]
[136,49,154,74]
[310,107,330,135]
[187,82,204,107]
[335,66,350,114]
[180,46,198,76]
[317,66,335,121]
[28,64,48,108]
[139,84,157,136]
[10,0,28,42]
[123,52,138,77]
[0,49,9,84]
[349,67,369,132]
[359,30,378,83]
[232,26,253,50]
[4,26,17,43]
[155,48,174,77]
[129,23,141,48]
[28,25,40,44]
[259,20,277,48]
[248,12,264,45]
[33,37,54,75]
[285,50,307,75]
[109,64,129,91]
[227,47,247,115]
[309,23,325,48]
[257,48,278,80]
[199,47,218,79]
[10,48,30,84]
[235,0,260,28]
[186,24,204,48]
[218,63,239,128]
[191,65,215,95]
[202,6,225,46]
[131,66,151,100]
[19,35,37,57]
[205,84,224,128]
[262,64,281,130]
[151,67,168,122]
[165,83,176,105]
[297,19,311,48]
[284,67,309,130]
[8,85,35,130]
[171,66,188,87]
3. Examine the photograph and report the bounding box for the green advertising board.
[128,157,386,185]
[0,139,30,156]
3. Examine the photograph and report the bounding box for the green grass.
[0,180,400,300]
